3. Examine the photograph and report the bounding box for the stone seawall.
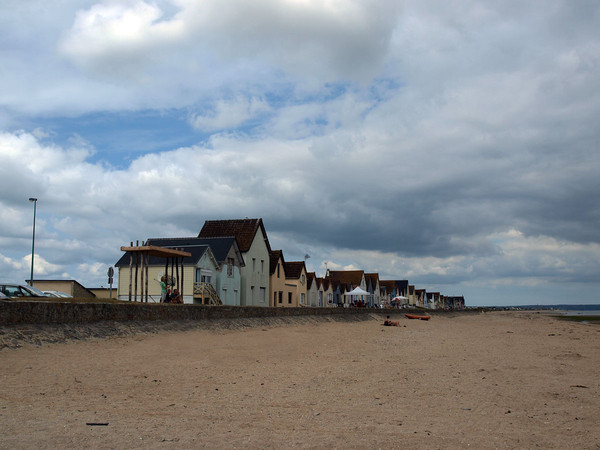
[0,300,379,326]
[0,300,390,349]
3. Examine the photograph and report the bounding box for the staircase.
[193,282,222,305]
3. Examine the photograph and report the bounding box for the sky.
[1,0,599,306]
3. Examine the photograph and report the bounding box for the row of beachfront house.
[115,218,465,310]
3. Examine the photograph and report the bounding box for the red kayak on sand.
[405,313,431,320]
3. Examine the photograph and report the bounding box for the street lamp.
[28,198,37,286]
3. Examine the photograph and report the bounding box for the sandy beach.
[1,311,599,449]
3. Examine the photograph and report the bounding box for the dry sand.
[1,311,599,449]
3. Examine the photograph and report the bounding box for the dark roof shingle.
[198,218,271,253]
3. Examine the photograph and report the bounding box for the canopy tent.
[344,286,371,296]
[392,295,408,302]
[343,286,373,307]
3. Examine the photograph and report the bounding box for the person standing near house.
[160,276,167,302]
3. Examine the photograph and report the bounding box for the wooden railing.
[193,282,222,305]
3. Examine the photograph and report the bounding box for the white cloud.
[1,1,600,305]
[23,253,63,277]
[59,1,186,76]
[189,96,270,132]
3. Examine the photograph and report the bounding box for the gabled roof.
[307,272,317,289]
[365,273,379,285]
[380,279,409,294]
[396,280,409,291]
[284,261,306,279]
[198,218,271,253]
[329,279,343,292]
[269,250,286,276]
[144,236,244,266]
[379,280,395,291]
[326,270,364,286]
[115,242,213,268]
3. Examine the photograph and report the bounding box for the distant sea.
[551,304,600,318]
[519,304,600,319]
[491,304,600,318]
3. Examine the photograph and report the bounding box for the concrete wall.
[0,300,378,326]
[89,288,118,299]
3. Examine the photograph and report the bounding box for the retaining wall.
[0,300,379,326]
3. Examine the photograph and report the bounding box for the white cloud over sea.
[1,0,599,305]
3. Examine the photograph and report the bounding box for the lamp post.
[28,198,37,286]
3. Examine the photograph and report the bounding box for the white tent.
[344,286,371,296]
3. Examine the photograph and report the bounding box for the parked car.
[0,284,49,298]
[43,290,73,298]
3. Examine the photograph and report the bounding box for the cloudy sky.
[1,0,599,306]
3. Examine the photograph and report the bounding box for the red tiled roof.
[198,218,270,253]
[365,272,379,283]
[379,280,395,289]
[270,250,284,275]
[326,270,364,286]
[284,261,305,279]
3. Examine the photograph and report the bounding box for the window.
[197,269,212,284]
[227,258,234,277]
[288,292,292,304]
[278,291,283,304]
[261,260,264,273]
[252,258,256,272]
[259,287,266,303]
[300,274,305,284]
[277,263,280,278]
[300,293,305,305]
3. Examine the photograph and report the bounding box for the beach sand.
[1,311,599,449]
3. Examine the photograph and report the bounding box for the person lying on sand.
[383,316,400,326]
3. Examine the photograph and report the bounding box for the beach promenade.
[1,311,599,448]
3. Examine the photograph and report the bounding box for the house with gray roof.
[199,218,271,306]
[143,236,245,305]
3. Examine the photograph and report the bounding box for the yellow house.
[269,250,297,307]
[283,261,307,307]
[115,243,219,304]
